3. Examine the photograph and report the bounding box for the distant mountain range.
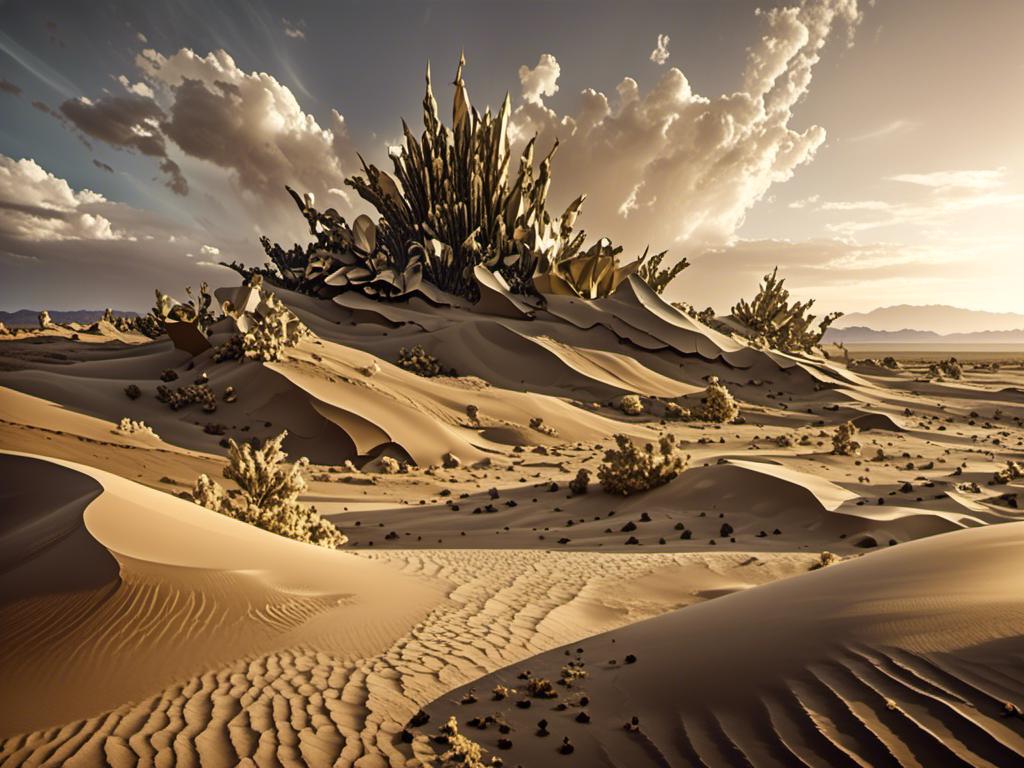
[0,309,138,328]
[823,326,1024,345]
[834,305,1024,335]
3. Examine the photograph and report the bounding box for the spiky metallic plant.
[237,56,682,302]
[152,283,217,331]
[636,248,689,295]
[346,55,592,299]
[731,268,841,353]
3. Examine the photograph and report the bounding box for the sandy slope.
[422,521,1024,767]
[0,452,445,738]
[0,453,809,766]
[1,281,1022,767]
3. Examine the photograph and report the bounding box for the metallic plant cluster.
[229,57,680,303]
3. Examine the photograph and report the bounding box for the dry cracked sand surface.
[1,281,1023,767]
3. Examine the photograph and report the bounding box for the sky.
[0,0,1021,314]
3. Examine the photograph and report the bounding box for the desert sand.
[1,279,1022,767]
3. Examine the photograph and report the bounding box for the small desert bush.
[832,421,861,456]
[664,401,690,420]
[598,434,687,496]
[619,394,644,416]
[378,455,402,474]
[438,716,494,767]
[928,357,963,380]
[994,461,1023,485]
[124,384,141,400]
[731,267,841,353]
[810,551,840,570]
[241,294,308,362]
[212,334,244,362]
[157,383,217,412]
[396,344,451,377]
[696,377,739,423]
[569,468,590,495]
[191,431,346,548]
[529,416,557,436]
[526,677,558,698]
[560,664,588,685]
[116,418,157,438]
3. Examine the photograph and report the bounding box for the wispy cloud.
[847,118,918,143]
[649,34,670,66]
[888,168,1007,191]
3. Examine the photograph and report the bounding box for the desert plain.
[1,275,1022,768]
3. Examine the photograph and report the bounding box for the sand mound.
[0,452,809,765]
[851,410,907,432]
[0,451,443,735]
[614,458,977,545]
[423,522,1024,767]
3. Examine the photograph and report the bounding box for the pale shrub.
[116,417,157,438]
[191,431,346,548]
[618,394,644,416]
[696,376,739,423]
[598,434,688,496]
[831,421,861,456]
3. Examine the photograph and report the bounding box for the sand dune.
[0,452,444,737]
[1,281,1022,767]
[0,453,815,766]
[422,521,1024,767]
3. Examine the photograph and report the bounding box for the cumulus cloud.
[117,74,154,99]
[0,153,250,310]
[199,243,220,256]
[518,54,561,106]
[649,34,670,65]
[60,93,188,194]
[54,47,355,221]
[509,0,863,272]
[134,48,352,203]
[0,155,119,241]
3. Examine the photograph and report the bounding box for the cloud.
[683,236,982,313]
[847,118,917,143]
[817,168,1024,237]
[0,155,119,241]
[117,74,154,99]
[282,18,306,39]
[0,153,252,310]
[59,93,188,194]
[136,48,353,204]
[92,159,114,173]
[0,78,21,96]
[888,168,1006,191]
[199,243,220,256]
[53,47,356,224]
[819,199,891,211]
[788,194,820,209]
[509,0,863,263]
[649,34,671,66]
[518,54,560,106]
